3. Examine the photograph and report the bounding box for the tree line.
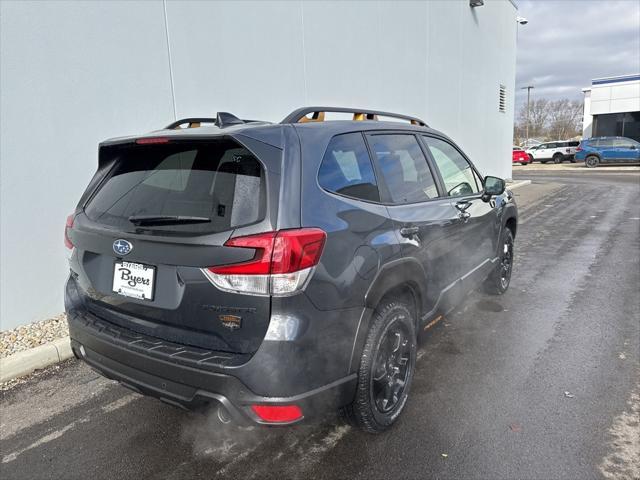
[513,98,583,145]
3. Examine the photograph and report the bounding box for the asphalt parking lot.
[1,169,639,480]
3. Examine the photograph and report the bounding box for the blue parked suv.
[576,136,640,168]
[64,107,517,432]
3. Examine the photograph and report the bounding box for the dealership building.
[0,0,518,329]
[582,74,640,142]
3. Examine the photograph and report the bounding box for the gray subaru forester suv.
[64,107,517,433]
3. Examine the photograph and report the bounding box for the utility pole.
[522,85,534,145]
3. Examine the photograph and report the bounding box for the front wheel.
[553,154,563,164]
[484,228,514,295]
[342,300,417,433]
[585,155,599,168]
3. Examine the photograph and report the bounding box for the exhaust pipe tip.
[217,405,232,424]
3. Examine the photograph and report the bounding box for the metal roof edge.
[592,74,640,85]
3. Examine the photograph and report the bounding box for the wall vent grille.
[499,85,506,113]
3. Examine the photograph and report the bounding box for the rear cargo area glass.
[85,139,266,234]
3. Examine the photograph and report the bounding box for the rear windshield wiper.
[128,215,211,226]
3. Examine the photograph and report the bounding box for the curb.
[507,180,531,190]
[0,336,73,383]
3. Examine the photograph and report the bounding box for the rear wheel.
[553,153,563,164]
[484,228,514,295]
[521,162,529,166]
[342,299,417,433]
[585,155,599,168]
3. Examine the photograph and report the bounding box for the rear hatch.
[69,136,280,354]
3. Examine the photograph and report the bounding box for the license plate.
[112,261,156,301]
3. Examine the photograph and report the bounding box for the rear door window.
[84,139,267,234]
[367,134,439,204]
[318,133,380,202]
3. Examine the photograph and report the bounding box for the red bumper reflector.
[251,405,303,423]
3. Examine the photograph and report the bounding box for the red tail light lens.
[211,229,326,275]
[203,228,326,296]
[135,137,170,145]
[64,214,75,249]
[212,232,278,275]
[576,146,582,152]
[251,404,303,423]
[272,229,327,274]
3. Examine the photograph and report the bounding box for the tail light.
[251,404,303,423]
[64,214,75,249]
[576,146,582,152]
[202,228,326,296]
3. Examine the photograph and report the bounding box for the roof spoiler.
[281,106,428,127]
[165,112,266,130]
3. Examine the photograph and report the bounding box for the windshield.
[84,139,266,234]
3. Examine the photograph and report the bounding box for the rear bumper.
[68,310,356,425]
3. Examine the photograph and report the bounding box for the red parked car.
[512,146,531,165]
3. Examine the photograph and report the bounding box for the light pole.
[522,85,534,145]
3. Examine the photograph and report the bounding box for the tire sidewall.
[359,302,417,431]
[585,155,599,168]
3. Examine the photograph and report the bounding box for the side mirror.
[482,176,505,201]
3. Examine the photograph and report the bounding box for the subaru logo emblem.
[113,239,133,256]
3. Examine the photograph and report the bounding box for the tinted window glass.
[597,138,614,147]
[568,141,580,147]
[85,139,266,234]
[368,134,438,204]
[318,133,379,202]
[613,138,637,148]
[423,136,481,196]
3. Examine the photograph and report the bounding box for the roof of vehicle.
[585,136,632,140]
[99,107,442,150]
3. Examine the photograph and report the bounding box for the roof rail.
[281,107,428,127]
[165,117,218,129]
[165,112,266,130]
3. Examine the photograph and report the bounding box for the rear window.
[84,139,266,234]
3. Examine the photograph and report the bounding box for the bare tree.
[547,99,583,140]
[517,98,550,140]
[514,98,583,144]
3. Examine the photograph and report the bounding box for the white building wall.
[589,79,640,116]
[0,0,517,330]
[582,89,593,139]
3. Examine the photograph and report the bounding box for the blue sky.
[515,0,640,110]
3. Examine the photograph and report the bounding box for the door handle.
[400,226,419,237]
[455,200,472,212]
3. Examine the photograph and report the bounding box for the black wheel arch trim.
[348,258,427,373]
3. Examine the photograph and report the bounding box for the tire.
[521,162,528,166]
[553,153,563,164]
[528,154,534,162]
[484,228,514,295]
[341,299,417,433]
[585,155,599,168]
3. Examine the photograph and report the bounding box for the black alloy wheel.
[371,322,412,413]
[342,300,417,433]
[485,228,514,295]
